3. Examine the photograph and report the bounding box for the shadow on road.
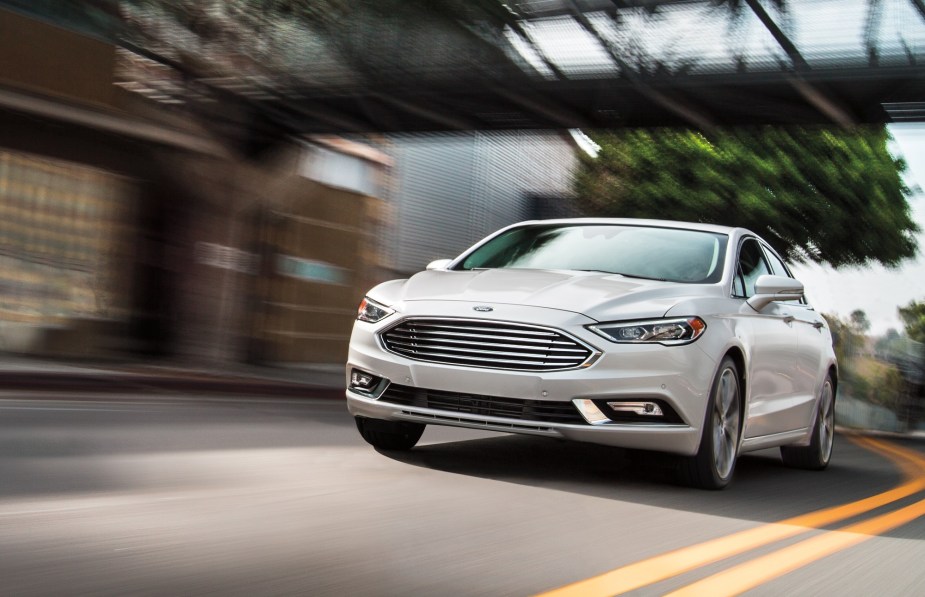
[384,432,924,539]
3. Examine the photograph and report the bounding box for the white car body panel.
[346,218,838,461]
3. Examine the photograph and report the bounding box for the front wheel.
[355,416,425,451]
[679,356,742,490]
[780,376,835,470]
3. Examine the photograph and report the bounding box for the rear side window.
[762,245,792,278]
[733,239,771,298]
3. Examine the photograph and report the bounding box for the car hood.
[372,269,721,322]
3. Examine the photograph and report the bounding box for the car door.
[733,238,801,439]
[761,242,824,431]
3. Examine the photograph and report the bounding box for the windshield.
[456,224,728,284]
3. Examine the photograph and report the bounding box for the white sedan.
[345,218,838,489]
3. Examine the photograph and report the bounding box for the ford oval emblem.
[473,305,494,312]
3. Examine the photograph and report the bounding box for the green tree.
[868,365,907,412]
[876,328,901,356]
[899,300,925,342]
[574,127,918,268]
[824,313,863,363]
[850,309,871,335]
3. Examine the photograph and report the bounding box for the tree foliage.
[824,312,866,364]
[574,126,919,268]
[823,313,848,364]
[899,300,925,343]
[850,309,871,334]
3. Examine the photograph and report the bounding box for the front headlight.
[357,297,395,323]
[588,316,706,346]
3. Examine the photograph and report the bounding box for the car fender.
[689,309,755,427]
[720,336,752,408]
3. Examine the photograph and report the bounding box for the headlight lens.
[357,297,394,323]
[588,317,706,345]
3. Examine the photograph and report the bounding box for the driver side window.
[733,239,771,298]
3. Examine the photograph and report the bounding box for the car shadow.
[382,432,922,539]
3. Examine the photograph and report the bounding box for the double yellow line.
[537,436,925,597]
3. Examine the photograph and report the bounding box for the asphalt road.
[1,392,923,596]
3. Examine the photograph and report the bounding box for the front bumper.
[346,301,718,456]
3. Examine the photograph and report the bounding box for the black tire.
[679,356,742,490]
[355,416,425,451]
[781,375,835,470]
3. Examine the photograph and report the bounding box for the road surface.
[1,392,923,596]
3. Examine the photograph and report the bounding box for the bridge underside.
[3,0,925,137]
[274,67,925,133]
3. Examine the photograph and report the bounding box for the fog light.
[607,401,664,417]
[573,399,610,425]
[349,369,381,392]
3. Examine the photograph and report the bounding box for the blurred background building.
[220,131,582,365]
[0,150,134,354]
[376,132,580,278]
[0,6,582,366]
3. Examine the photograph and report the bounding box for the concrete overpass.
[3,0,925,140]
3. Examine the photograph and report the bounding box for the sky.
[789,124,925,336]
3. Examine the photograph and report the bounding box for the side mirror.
[747,275,804,311]
[425,258,453,271]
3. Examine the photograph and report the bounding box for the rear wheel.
[781,376,835,470]
[355,416,425,451]
[679,356,741,490]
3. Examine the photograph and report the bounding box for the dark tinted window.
[763,245,791,278]
[457,224,728,284]
[734,239,771,298]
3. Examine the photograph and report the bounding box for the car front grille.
[379,318,596,371]
[379,383,587,425]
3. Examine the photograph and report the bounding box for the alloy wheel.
[712,368,740,480]
[818,380,835,462]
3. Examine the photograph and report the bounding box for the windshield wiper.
[576,269,668,282]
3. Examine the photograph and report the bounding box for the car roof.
[506,217,748,237]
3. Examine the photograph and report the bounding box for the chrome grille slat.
[398,322,558,337]
[383,342,583,360]
[397,350,564,367]
[386,337,587,353]
[380,317,595,371]
[385,329,565,345]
